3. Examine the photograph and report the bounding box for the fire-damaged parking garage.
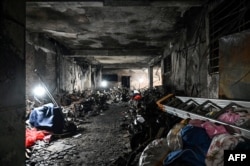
[1,0,250,165]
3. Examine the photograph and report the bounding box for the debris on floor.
[25,99,132,166]
[25,87,170,166]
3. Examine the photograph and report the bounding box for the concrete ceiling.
[26,0,203,69]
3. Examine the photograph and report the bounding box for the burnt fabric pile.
[139,117,250,166]
[26,103,65,148]
[60,89,112,118]
[25,89,110,149]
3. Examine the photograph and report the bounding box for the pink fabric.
[189,120,228,138]
[218,109,240,124]
[201,121,228,138]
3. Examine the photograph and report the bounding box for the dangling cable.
[34,69,59,107]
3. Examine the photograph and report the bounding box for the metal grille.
[164,55,171,73]
[209,0,250,74]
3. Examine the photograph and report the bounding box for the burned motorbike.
[124,89,180,166]
[74,91,109,117]
[128,101,172,151]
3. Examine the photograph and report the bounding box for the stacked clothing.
[139,115,249,166]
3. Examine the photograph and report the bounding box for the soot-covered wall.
[26,32,92,100]
[99,2,250,98]
[102,66,162,90]
[162,1,249,100]
[162,7,218,98]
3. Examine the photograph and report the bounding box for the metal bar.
[157,94,250,137]
[163,105,250,134]
[177,96,250,108]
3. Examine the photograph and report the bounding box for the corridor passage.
[26,103,131,166]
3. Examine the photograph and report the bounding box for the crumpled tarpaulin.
[29,103,55,128]
[166,121,186,151]
[29,103,65,133]
[139,138,170,166]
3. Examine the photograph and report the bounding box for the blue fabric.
[29,103,54,127]
[164,125,211,166]
[29,103,65,133]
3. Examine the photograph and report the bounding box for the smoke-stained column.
[89,64,92,89]
[92,66,97,89]
[148,66,153,88]
[96,65,102,88]
[161,58,166,92]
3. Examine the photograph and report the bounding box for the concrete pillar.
[0,0,25,165]
[92,67,97,89]
[161,58,166,92]
[96,66,102,88]
[89,64,92,89]
[148,66,153,88]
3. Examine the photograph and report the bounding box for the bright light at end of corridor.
[101,80,108,87]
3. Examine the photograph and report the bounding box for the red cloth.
[25,128,49,148]
[133,94,142,101]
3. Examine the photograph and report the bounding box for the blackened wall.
[26,33,58,98]
[102,67,162,90]
[162,7,217,98]
[26,32,92,100]
[162,1,250,100]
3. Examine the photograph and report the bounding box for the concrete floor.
[26,103,131,166]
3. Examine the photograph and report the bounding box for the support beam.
[149,55,162,66]
[161,58,167,93]
[65,49,162,57]
[148,66,153,88]
[150,0,203,7]
[103,0,203,7]
[26,2,104,7]
[102,63,149,69]
[88,65,92,89]
[97,66,103,88]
